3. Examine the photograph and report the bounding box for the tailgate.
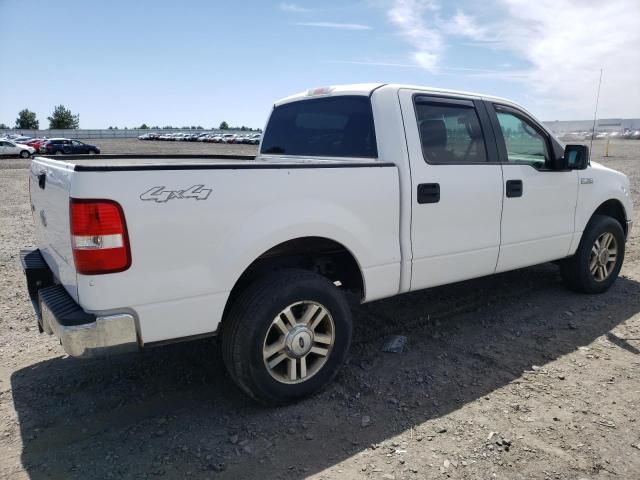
[29,158,78,301]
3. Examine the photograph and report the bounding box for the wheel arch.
[591,199,628,235]
[222,236,365,320]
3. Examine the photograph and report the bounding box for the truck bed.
[29,154,400,344]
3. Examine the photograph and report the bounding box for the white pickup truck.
[22,83,633,404]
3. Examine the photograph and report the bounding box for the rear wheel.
[221,269,353,405]
[560,214,625,293]
[54,150,63,155]
[20,150,30,158]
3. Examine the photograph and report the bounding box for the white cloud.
[383,0,640,118]
[458,0,640,118]
[295,22,372,30]
[387,0,442,71]
[279,2,313,13]
[445,9,486,40]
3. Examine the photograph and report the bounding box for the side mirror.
[560,144,589,170]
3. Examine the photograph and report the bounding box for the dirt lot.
[1,139,640,480]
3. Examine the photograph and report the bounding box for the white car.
[220,133,237,143]
[0,140,35,158]
[22,83,633,404]
[247,134,262,145]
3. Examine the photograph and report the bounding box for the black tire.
[54,150,63,155]
[221,269,353,405]
[560,214,625,293]
[20,150,30,158]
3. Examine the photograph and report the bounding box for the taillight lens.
[70,199,131,275]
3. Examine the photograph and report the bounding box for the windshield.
[260,95,377,158]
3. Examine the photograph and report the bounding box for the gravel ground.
[1,139,640,480]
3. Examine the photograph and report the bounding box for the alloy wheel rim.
[589,232,618,282]
[262,301,335,384]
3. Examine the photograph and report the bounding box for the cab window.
[261,96,377,158]
[414,98,488,164]
[494,108,549,168]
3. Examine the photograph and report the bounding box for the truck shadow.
[10,264,640,479]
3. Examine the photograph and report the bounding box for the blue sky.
[1,0,638,129]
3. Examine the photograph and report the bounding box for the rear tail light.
[70,199,131,275]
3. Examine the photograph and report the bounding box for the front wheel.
[560,214,625,293]
[221,269,353,405]
[20,150,31,158]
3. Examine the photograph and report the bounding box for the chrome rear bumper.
[21,248,138,358]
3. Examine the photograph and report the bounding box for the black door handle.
[417,183,440,204]
[506,179,523,198]
[37,173,46,190]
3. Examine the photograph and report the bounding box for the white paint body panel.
[29,160,79,301]
[398,89,503,289]
[496,165,578,272]
[28,84,633,346]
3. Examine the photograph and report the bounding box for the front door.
[487,103,578,272]
[399,90,504,290]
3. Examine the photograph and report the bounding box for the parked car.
[21,83,633,404]
[220,134,237,143]
[247,134,262,145]
[42,138,101,155]
[24,138,48,152]
[0,139,35,158]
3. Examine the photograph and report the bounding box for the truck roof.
[274,83,514,107]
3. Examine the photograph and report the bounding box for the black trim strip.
[41,153,256,161]
[73,160,396,172]
[144,331,217,349]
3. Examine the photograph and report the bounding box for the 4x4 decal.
[140,185,212,203]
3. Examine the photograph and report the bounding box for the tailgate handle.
[38,173,46,190]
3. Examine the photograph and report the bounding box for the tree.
[219,121,229,130]
[15,109,39,129]
[47,105,79,129]
[139,123,149,129]
[0,123,8,130]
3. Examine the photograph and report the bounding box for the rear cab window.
[260,96,377,158]
[413,96,489,164]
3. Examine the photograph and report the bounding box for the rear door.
[399,90,504,290]
[486,103,578,271]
